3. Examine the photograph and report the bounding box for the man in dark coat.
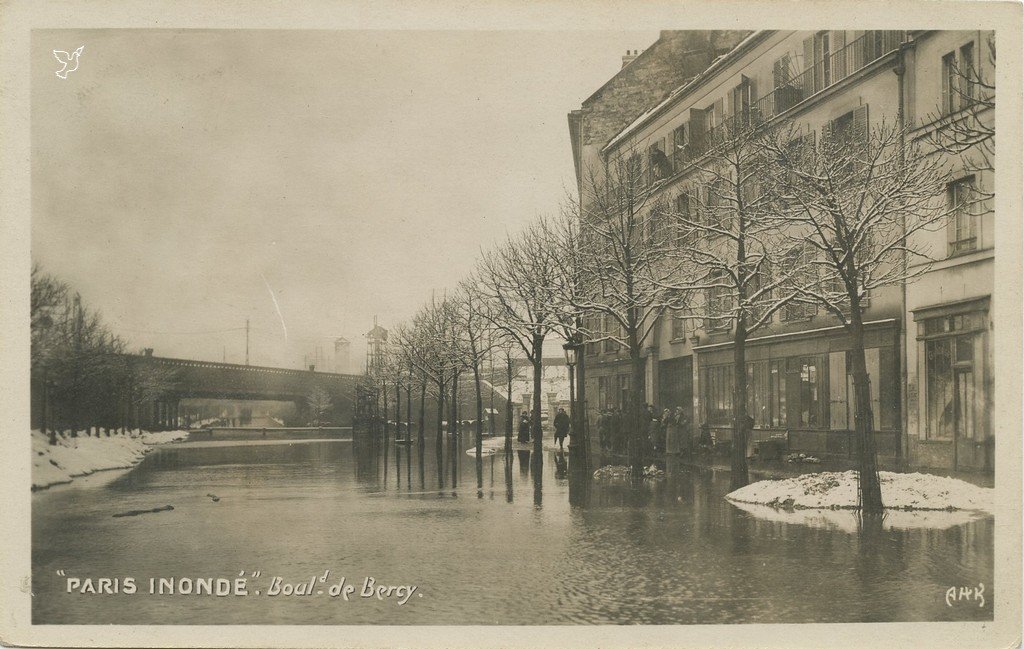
[517,413,531,444]
[553,407,570,451]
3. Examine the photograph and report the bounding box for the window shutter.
[822,118,835,148]
[689,108,706,154]
[831,31,848,80]
[853,104,869,147]
[946,185,958,256]
[803,36,815,95]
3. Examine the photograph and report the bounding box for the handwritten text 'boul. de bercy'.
[58,570,421,605]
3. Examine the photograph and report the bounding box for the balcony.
[694,30,906,152]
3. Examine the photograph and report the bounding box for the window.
[702,364,733,426]
[786,356,827,428]
[745,261,771,325]
[919,311,985,441]
[672,123,688,172]
[705,178,730,230]
[646,199,670,246]
[782,245,817,321]
[948,176,979,255]
[625,153,644,188]
[731,76,753,126]
[960,41,977,105]
[602,315,618,353]
[942,51,958,114]
[583,315,600,356]
[772,52,803,115]
[942,41,978,115]
[675,191,695,247]
[773,53,793,89]
[648,139,670,185]
[815,31,832,90]
[705,269,732,333]
[671,311,687,341]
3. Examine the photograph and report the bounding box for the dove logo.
[53,46,84,79]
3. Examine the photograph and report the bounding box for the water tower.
[365,317,388,374]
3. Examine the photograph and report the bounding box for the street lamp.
[562,338,581,450]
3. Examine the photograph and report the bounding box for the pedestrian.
[646,405,661,457]
[674,407,690,457]
[610,408,623,454]
[697,422,713,455]
[517,412,531,444]
[664,408,680,456]
[553,407,570,451]
[597,409,609,451]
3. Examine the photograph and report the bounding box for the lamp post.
[564,335,591,507]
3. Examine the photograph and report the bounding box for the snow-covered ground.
[727,499,990,533]
[727,470,994,512]
[31,429,188,491]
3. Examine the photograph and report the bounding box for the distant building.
[333,336,351,374]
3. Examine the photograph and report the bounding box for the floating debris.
[112,505,174,518]
[593,465,632,481]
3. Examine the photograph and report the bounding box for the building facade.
[570,30,995,472]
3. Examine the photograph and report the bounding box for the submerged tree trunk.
[731,316,750,490]
[505,358,514,455]
[436,374,445,489]
[382,381,389,481]
[848,305,884,514]
[418,376,426,487]
[473,359,484,491]
[406,379,412,485]
[450,371,459,489]
[531,334,544,455]
[628,342,646,475]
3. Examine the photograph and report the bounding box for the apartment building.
[569,30,995,472]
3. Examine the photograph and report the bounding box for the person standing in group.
[674,407,690,457]
[597,409,610,452]
[553,407,570,451]
[660,408,675,456]
[610,407,623,454]
[517,412,531,444]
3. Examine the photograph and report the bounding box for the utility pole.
[245,319,250,366]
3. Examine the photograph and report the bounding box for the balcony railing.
[691,30,906,155]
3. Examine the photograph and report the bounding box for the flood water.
[32,435,994,625]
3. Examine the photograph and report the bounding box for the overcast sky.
[32,29,659,369]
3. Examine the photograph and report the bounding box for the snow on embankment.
[31,429,188,491]
[726,470,994,512]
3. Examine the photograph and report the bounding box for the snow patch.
[31,429,188,491]
[726,470,994,512]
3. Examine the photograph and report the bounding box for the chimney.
[621,49,641,69]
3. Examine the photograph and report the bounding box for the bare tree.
[475,220,560,458]
[454,281,501,491]
[306,385,333,425]
[574,149,687,472]
[670,119,803,489]
[764,118,950,514]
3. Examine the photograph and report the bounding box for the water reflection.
[32,437,994,625]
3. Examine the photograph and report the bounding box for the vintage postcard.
[1,1,1021,647]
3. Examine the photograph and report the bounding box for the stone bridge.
[126,354,359,429]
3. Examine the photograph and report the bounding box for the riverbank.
[31,429,188,491]
[726,470,995,512]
